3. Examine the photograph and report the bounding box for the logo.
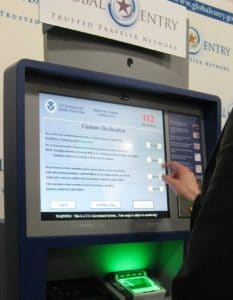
[108,0,139,27]
[188,26,230,72]
[188,27,201,54]
[45,99,57,113]
[143,114,155,123]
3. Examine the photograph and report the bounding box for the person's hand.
[162,161,200,203]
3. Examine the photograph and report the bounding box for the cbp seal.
[45,99,57,113]
[108,0,139,27]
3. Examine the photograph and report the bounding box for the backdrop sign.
[169,0,233,125]
[39,0,187,57]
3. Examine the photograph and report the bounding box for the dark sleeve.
[172,111,233,299]
[190,194,202,230]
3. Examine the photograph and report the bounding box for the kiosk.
[4,59,221,299]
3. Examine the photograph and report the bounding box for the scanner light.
[114,269,165,295]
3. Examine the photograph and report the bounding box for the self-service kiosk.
[4,59,221,300]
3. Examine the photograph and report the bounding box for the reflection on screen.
[40,93,168,220]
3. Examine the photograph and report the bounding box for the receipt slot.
[104,269,167,299]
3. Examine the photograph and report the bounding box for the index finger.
[162,161,184,170]
[162,161,190,175]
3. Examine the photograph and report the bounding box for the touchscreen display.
[168,112,204,176]
[39,93,168,220]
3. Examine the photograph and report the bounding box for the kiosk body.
[4,59,221,300]
[43,26,189,89]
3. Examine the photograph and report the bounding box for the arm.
[172,112,233,299]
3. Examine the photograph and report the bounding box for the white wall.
[0,0,44,219]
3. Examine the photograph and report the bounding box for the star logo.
[108,0,138,27]
[188,27,202,54]
[189,32,197,46]
[117,0,131,16]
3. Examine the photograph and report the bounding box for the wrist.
[189,191,201,203]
